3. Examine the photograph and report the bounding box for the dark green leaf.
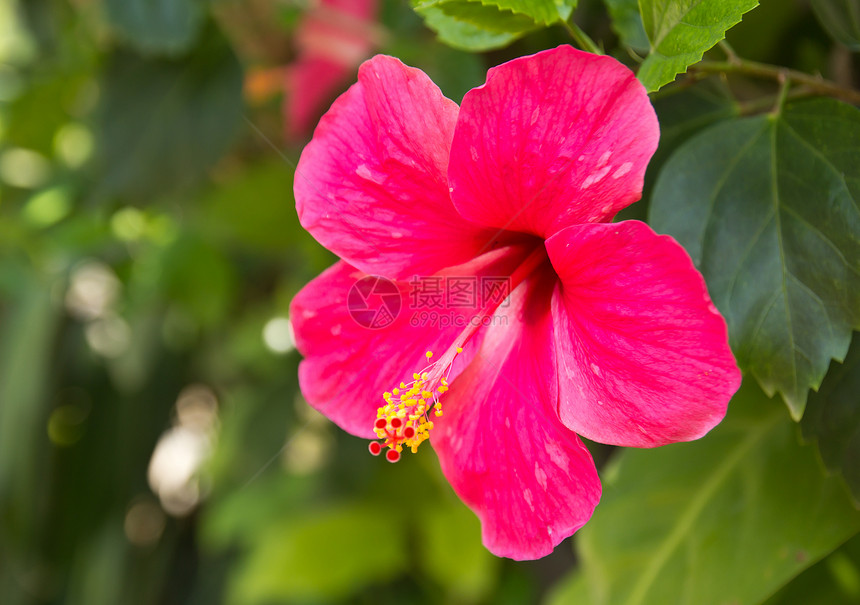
[96,28,243,202]
[650,99,860,418]
[603,0,648,51]
[618,79,739,222]
[764,533,860,605]
[637,0,759,92]
[568,382,860,605]
[648,78,739,178]
[104,0,203,56]
[812,0,860,51]
[802,332,860,505]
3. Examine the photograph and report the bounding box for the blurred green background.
[0,1,573,603]
[2,1,859,604]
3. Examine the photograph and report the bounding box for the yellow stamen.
[368,347,464,461]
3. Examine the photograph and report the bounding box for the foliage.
[550,382,860,605]
[0,0,858,604]
[650,99,860,419]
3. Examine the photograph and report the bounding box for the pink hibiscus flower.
[290,45,742,560]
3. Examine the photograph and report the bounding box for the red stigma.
[375,418,387,430]
[390,417,402,429]
[386,449,400,463]
[368,441,382,456]
[403,426,415,439]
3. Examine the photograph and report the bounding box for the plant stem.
[692,58,860,105]
[563,19,602,55]
[771,72,791,115]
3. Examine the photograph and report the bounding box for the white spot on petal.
[546,441,569,473]
[330,324,342,336]
[355,163,372,179]
[581,165,612,190]
[590,363,600,376]
[598,150,612,166]
[523,488,535,512]
[529,107,540,125]
[535,463,548,490]
[391,231,403,239]
[613,162,633,179]
[470,146,479,161]
[355,163,386,184]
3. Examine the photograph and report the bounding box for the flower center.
[367,245,549,463]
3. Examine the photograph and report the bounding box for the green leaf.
[417,499,500,601]
[413,4,522,50]
[603,0,649,51]
[648,78,738,177]
[96,27,243,202]
[546,571,591,605]
[812,0,860,51]
[764,534,860,605]
[104,0,204,56]
[618,79,738,222]
[569,381,860,605]
[411,0,575,49]
[227,504,407,604]
[0,267,59,538]
[417,1,538,34]
[802,332,860,505]
[637,0,759,92]
[649,99,860,418]
[415,0,574,28]
[476,0,577,23]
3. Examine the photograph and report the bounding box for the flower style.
[290,45,742,560]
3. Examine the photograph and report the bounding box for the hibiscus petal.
[448,45,659,238]
[432,272,601,560]
[291,247,527,437]
[295,55,499,279]
[546,221,742,448]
